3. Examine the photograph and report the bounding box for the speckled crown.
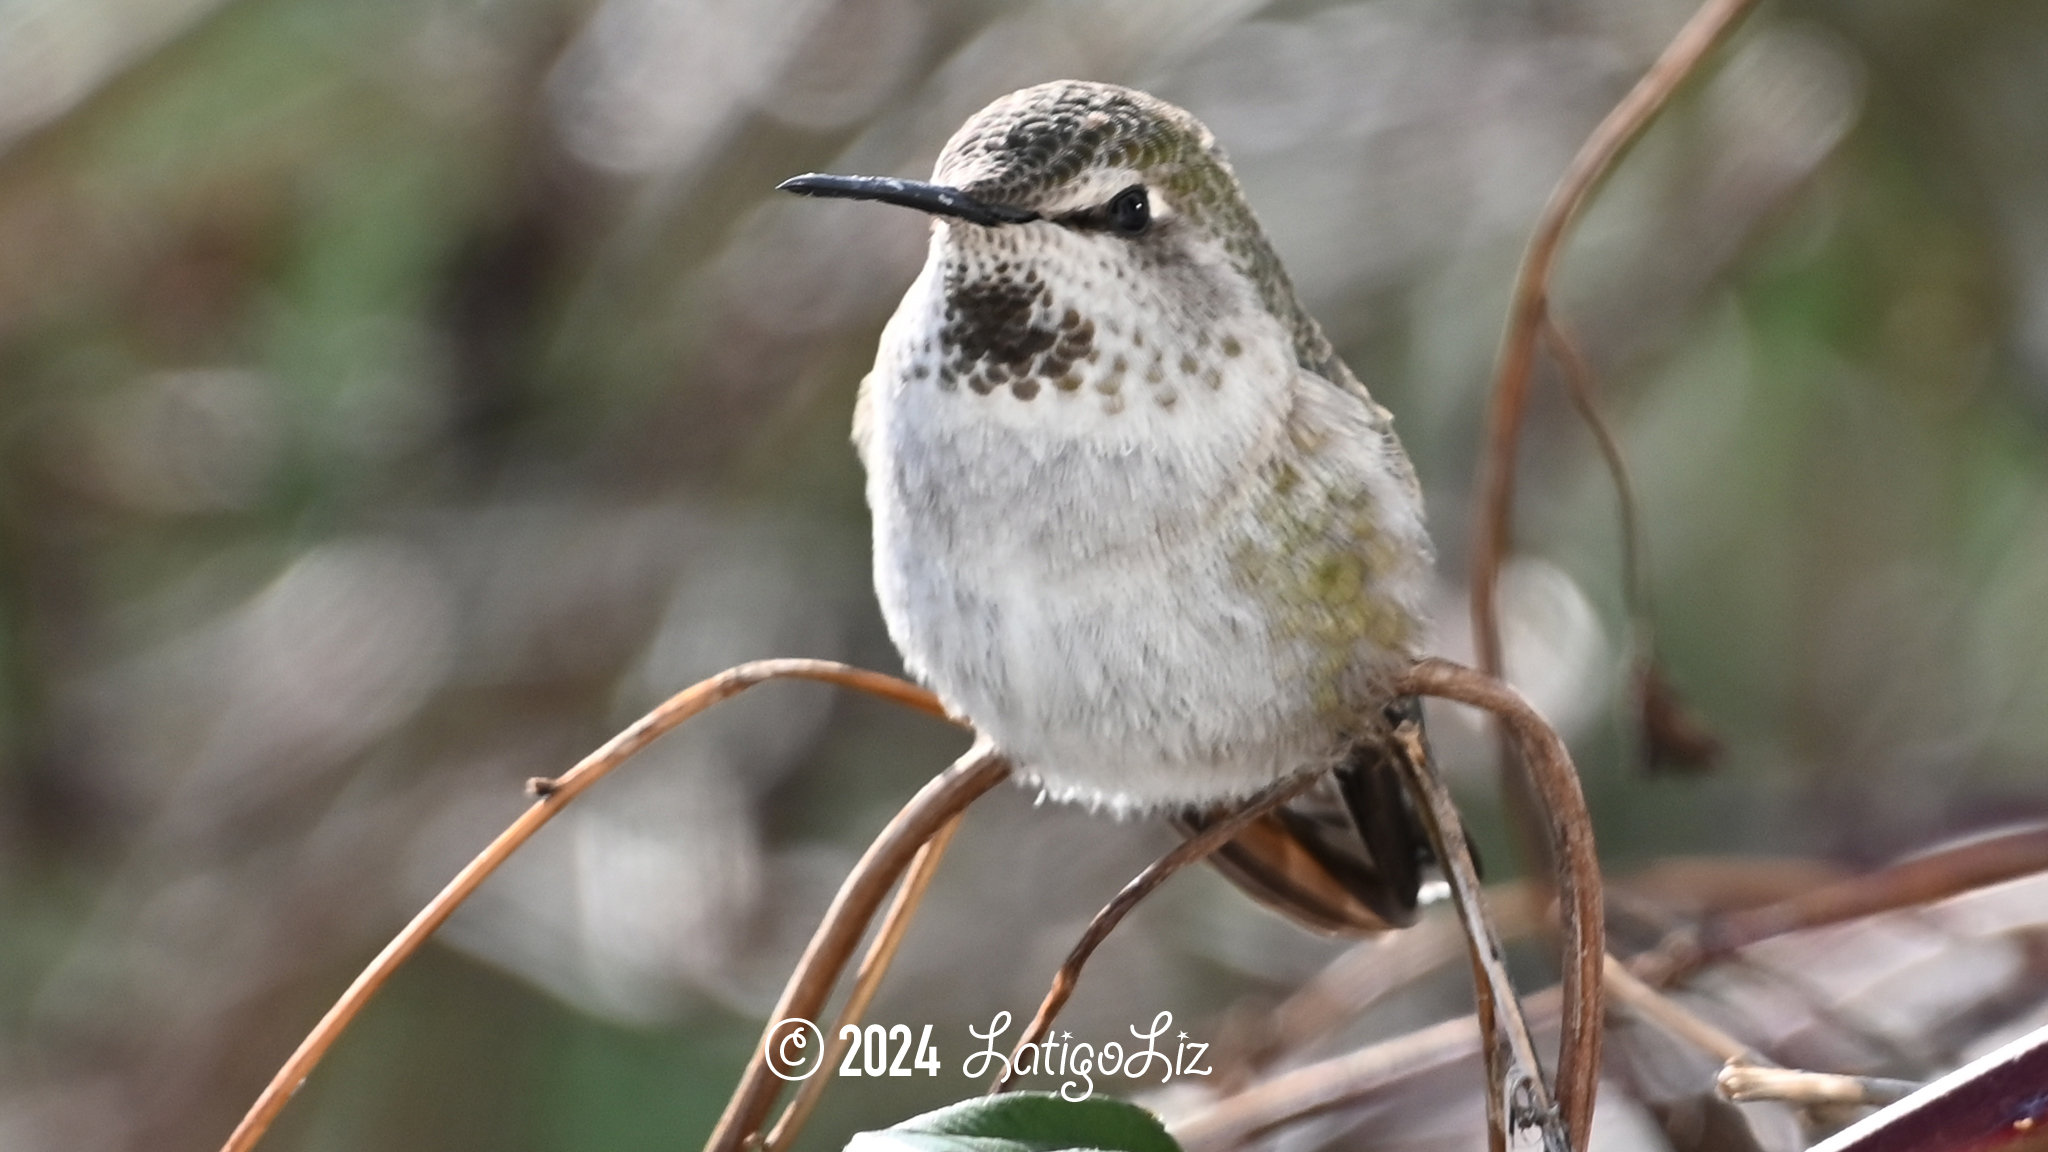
[932,81,1220,209]
[930,81,1348,384]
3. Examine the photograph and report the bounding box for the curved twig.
[762,811,969,1151]
[993,769,1323,1092]
[1471,0,1762,685]
[1390,719,1558,1150]
[1706,823,2048,956]
[1633,822,2048,987]
[1544,318,1723,773]
[705,738,1011,1152]
[1396,657,1604,1151]
[221,659,953,1152]
[1543,318,1647,642]
[1172,988,1565,1152]
[1471,0,1760,866]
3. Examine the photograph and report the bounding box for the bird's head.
[781,81,1340,390]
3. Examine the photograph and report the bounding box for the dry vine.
[218,660,962,1152]
[1634,822,2048,987]
[706,738,1011,1152]
[1172,991,1565,1152]
[1402,658,1604,1150]
[1473,0,1761,848]
[761,812,971,1152]
[993,770,1326,1092]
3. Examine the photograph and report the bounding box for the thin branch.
[1216,883,1544,1088]
[1228,895,1746,1102]
[993,769,1323,1092]
[1474,919,1512,1150]
[1604,953,1757,1065]
[762,811,968,1152]
[1633,822,2048,987]
[1717,1066,1920,1109]
[1704,822,2048,956]
[1542,317,1647,641]
[1179,941,1982,1152]
[221,659,953,1152]
[1172,988,1565,1152]
[1470,0,1760,864]
[1219,860,1806,1089]
[1395,657,1604,1152]
[1552,311,1724,779]
[706,738,1011,1152]
[1545,316,1723,779]
[1390,720,1557,1151]
[1471,0,1762,683]
[1245,916,1467,1077]
[1182,856,2048,1152]
[1614,945,1920,1120]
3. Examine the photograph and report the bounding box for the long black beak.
[777,173,1039,227]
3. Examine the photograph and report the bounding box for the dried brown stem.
[1472,0,1761,681]
[1251,916,1466,1076]
[1543,318,1647,638]
[1240,855,1839,1080]
[1604,953,1757,1065]
[1717,1066,1920,1109]
[1549,310,1732,778]
[1629,823,2048,988]
[992,769,1322,1092]
[1222,860,1805,1089]
[220,660,954,1152]
[762,811,968,1152]
[1706,823,2048,956]
[1395,657,1604,1151]
[707,738,1010,1152]
[1190,842,2041,1152]
[1217,883,1544,1087]
[1172,988,1565,1152]
[1471,0,1759,859]
[1613,935,1926,1121]
[1391,720,1553,1152]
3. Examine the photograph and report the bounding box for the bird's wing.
[1175,702,1435,935]
[1176,354,1436,935]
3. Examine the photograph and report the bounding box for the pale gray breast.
[867,258,1297,579]
[858,228,1430,804]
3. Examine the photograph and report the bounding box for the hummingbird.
[781,80,1436,933]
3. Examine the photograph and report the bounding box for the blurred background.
[3,0,2048,1149]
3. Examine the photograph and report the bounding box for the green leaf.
[842,1092,1183,1152]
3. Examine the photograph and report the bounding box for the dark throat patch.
[941,267,1095,398]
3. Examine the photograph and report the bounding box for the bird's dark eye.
[1107,185,1150,235]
